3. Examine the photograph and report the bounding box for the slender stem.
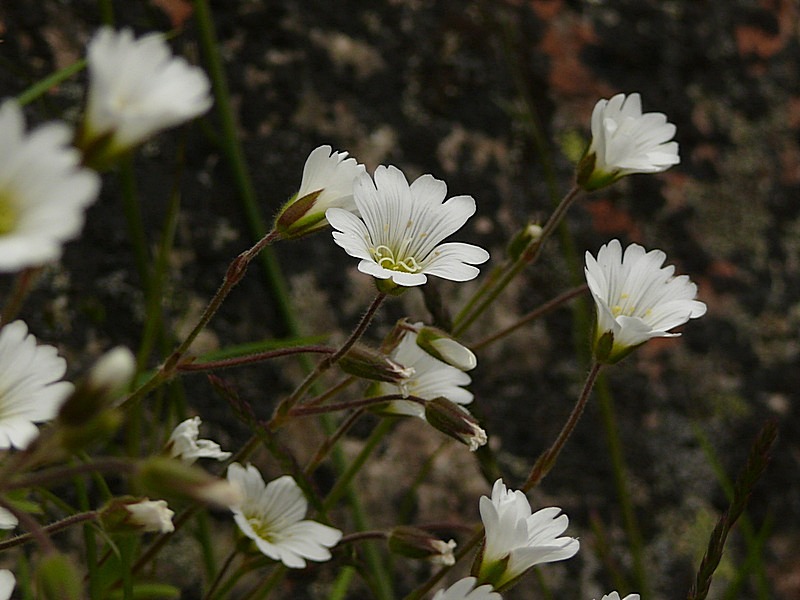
[523,361,602,492]
[0,510,98,552]
[472,284,588,350]
[1,268,40,324]
[288,394,419,418]
[339,531,389,545]
[4,458,136,491]
[453,185,582,336]
[304,376,357,407]
[178,345,335,372]
[304,408,366,476]
[16,60,86,107]
[203,547,239,600]
[0,497,55,554]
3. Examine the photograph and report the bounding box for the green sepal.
[274,190,324,237]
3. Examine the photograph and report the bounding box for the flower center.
[611,293,652,318]
[371,242,422,274]
[247,516,275,542]
[0,194,18,235]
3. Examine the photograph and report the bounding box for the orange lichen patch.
[585,198,641,238]
[530,0,564,20]
[150,0,194,29]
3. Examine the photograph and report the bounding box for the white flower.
[275,145,366,237]
[167,416,231,464]
[432,577,501,600]
[0,569,14,600]
[0,100,100,272]
[227,463,342,568]
[379,327,473,418]
[597,593,640,600]
[579,92,679,190]
[0,321,73,449]
[125,499,175,533]
[477,479,579,590]
[584,239,707,364]
[327,165,489,287]
[83,27,212,156]
[414,324,477,371]
[0,507,17,530]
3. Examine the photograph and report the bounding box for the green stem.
[523,362,602,492]
[203,547,238,600]
[0,510,97,552]
[15,60,86,107]
[288,394,419,419]
[178,345,336,372]
[0,268,41,324]
[4,458,135,491]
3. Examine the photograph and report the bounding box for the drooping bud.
[425,397,487,451]
[99,496,175,534]
[388,526,457,566]
[137,457,241,508]
[339,344,415,384]
[506,222,543,262]
[415,326,477,371]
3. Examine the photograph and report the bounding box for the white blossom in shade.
[584,239,707,364]
[82,27,212,156]
[477,479,579,590]
[0,570,14,600]
[167,416,231,465]
[596,593,640,600]
[578,92,679,190]
[0,100,100,272]
[125,499,175,533]
[379,327,473,419]
[326,165,489,287]
[226,463,342,569]
[275,145,366,237]
[0,321,73,449]
[0,507,17,530]
[432,577,501,600]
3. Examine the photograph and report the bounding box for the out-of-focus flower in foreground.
[0,570,14,600]
[275,145,366,238]
[327,165,489,289]
[585,239,706,364]
[578,92,679,191]
[475,479,579,590]
[0,100,100,272]
[0,321,73,449]
[79,27,212,163]
[432,577,501,600]
[227,463,342,568]
[167,416,232,465]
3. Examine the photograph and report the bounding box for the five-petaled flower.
[379,325,474,419]
[578,92,679,191]
[275,145,366,238]
[227,463,342,568]
[327,165,489,288]
[475,479,579,591]
[432,577,501,600]
[0,321,74,449]
[80,27,212,164]
[167,416,232,465]
[0,100,100,272]
[585,239,707,364]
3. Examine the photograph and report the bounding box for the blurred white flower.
[0,321,73,449]
[167,416,231,465]
[0,507,17,530]
[0,100,99,272]
[597,593,640,600]
[477,479,579,590]
[578,92,679,190]
[432,577,501,600]
[82,27,212,157]
[379,327,473,419]
[125,499,175,533]
[275,145,366,237]
[0,569,14,600]
[585,239,706,364]
[327,165,489,288]
[227,463,342,568]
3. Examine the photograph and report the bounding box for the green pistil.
[0,194,17,235]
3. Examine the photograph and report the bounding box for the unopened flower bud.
[58,346,135,427]
[388,526,457,566]
[100,496,174,534]
[166,416,231,465]
[415,326,477,371]
[137,457,241,508]
[425,397,487,451]
[507,222,543,262]
[339,344,415,384]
